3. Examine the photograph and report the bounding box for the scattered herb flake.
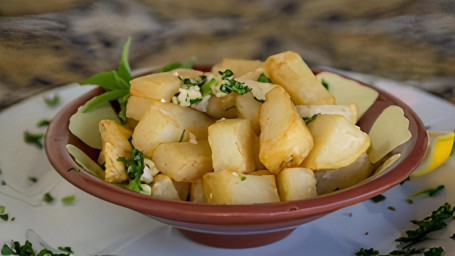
[0,206,4,214]
[66,167,78,172]
[10,217,15,221]
[1,181,5,186]
[24,131,44,149]
[405,198,414,204]
[36,119,52,127]
[257,72,271,83]
[57,246,73,254]
[179,130,186,142]
[42,192,55,203]
[355,248,379,256]
[28,176,38,183]
[388,206,396,211]
[219,69,252,95]
[411,185,445,198]
[303,113,320,125]
[44,94,60,107]
[61,195,76,205]
[321,79,329,90]
[370,194,386,203]
[2,240,72,256]
[118,148,145,193]
[400,177,410,185]
[240,175,246,181]
[0,213,8,221]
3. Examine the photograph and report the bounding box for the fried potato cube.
[202,170,280,204]
[190,178,205,203]
[301,114,370,170]
[130,73,181,102]
[277,167,317,201]
[152,140,213,182]
[169,68,204,80]
[132,104,186,158]
[315,153,374,194]
[265,51,335,105]
[259,86,313,174]
[208,119,257,173]
[98,119,132,165]
[235,92,262,134]
[296,104,358,124]
[211,59,264,78]
[236,78,276,103]
[126,96,155,121]
[151,174,190,201]
[206,93,238,119]
[103,142,129,183]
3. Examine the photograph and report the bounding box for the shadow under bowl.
[44,70,427,248]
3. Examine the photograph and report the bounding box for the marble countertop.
[0,0,454,109]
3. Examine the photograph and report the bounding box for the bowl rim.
[44,68,428,226]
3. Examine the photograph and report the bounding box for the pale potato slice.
[66,144,105,180]
[367,105,411,164]
[277,167,317,201]
[315,153,374,194]
[208,119,257,173]
[206,93,237,118]
[301,114,370,170]
[189,178,205,203]
[98,119,132,165]
[236,78,276,102]
[295,104,358,124]
[130,73,181,102]
[126,96,155,121]
[235,92,261,134]
[203,170,280,205]
[259,86,313,174]
[211,59,264,78]
[152,140,213,182]
[238,67,265,80]
[169,68,204,80]
[264,51,335,105]
[103,142,129,183]
[132,104,186,158]
[151,174,190,201]
[316,71,379,118]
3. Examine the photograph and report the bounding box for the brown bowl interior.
[44,69,427,245]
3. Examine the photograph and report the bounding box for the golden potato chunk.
[189,178,205,203]
[259,86,313,174]
[277,167,317,201]
[130,73,181,102]
[235,92,262,134]
[169,68,204,80]
[125,96,155,121]
[208,119,257,174]
[265,51,335,105]
[152,140,213,182]
[206,93,238,119]
[103,142,129,183]
[98,119,132,165]
[211,59,264,78]
[315,153,374,194]
[301,114,370,170]
[151,174,190,201]
[203,170,280,204]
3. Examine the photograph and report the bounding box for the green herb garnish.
[44,94,60,107]
[257,72,271,83]
[2,240,72,256]
[200,77,216,97]
[356,246,444,256]
[219,69,252,95]
[61,195,76,205]
[411,185,445,198]
[355,248,379,256]
[23,132,44,149]
[178,130,186,142]
[321,79,329,90]
[240,175,246,181]
[79,37,133,123]
[405,198,414,204]
[158,57,196,73]
[42,192,55,203]
[370,194,386,203]
[118,148,145,193]
[450,233,455,240]
[303,113,320,125]
[28,176,38,183]
[387,206,396,211]
[36,119,52,127]
[57,246,73,254]
[0,206,8,221]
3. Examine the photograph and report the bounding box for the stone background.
[0,0,454,109]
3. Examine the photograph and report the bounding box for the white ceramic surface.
[1,72,454,255]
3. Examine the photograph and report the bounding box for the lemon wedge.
[411,131,455,177]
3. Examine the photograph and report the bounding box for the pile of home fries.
[96,51,374,204]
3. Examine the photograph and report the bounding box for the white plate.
[1,73,454,256]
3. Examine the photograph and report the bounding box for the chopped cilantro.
[405,198,414,204]
[240,175,246,181]
[355,248,379,256]
[0,213,8,221]
[257,72,271,83]
[411,185,445,198]
[42,192,55,203]
[44,94,60,107]
[219,69,252,95]
[158,57,196,72]
[387,206,396,211]
[118,148,145,193]
[36,119,52,127]
[2,240,72,256]
[79,37,133,123]
[450,233,455,240]
[0,206,4,214]
[61,195,76,205]
[321,79,329,90]
[24,131,44,149]
[57,246,73,254]
[370,194,386,203]
[189,98,203,104]
[303,113,320,125]
[200,77,216,97]
[28,176,38,183]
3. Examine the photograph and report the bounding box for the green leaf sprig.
[411,185,445,198]
[23,132,44,149]
[118,148,145,193]
[158,57,197,73]
[79,37,133,123]
[219,69,252,95]
[257,72,271,83]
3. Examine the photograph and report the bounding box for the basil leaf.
[80,70,129,90]
[159,57,196,72]
[117,36,133,82]
[82,89,129,113]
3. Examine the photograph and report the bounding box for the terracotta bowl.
[44,70,427,248]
